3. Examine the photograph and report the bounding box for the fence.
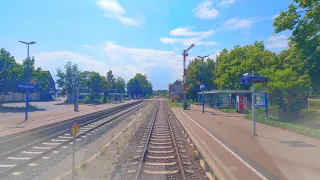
[0,92,40,103]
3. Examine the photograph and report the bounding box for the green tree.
[0,48,20,95]
[22,57,50,92]
[115,76,125,93]
[214,41,277,90]
[127,73,153,97]
[56,62,83,94]
[106,70,116,89]
[258,68,311,115]
[87,72,104,93]
[0,48,49,96]
[273,0,320,93]
[186,57,217,100]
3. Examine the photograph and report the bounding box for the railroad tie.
[148,150,174,153]
[144,169,179,175]
[145,162,176,166]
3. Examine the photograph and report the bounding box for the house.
[0,70,56,102]
[168,80,184,102]
[39,71,56,101]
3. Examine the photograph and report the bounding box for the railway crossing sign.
[71,123,80,137]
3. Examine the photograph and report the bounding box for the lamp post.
[197,55,209,113]
[19,41,36,121]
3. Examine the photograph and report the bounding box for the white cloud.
[244,31,252,35]
[266,34,288,49]
[222,17,256,29]
[35,51,109,78]
[102,42,185,88]
[83,44,93,49]
[218,0,235,7]
[193,0,219,19]
[272,14,279,20]
[96,0,140,26]
[96,0,125,16]
[170,27,204,36]
[160,28,218,46]
[34,43,188,89]
[160,37,218,46]
[117,16,140,26]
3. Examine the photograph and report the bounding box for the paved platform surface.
[0,101,134,137]
[173,105,320,180]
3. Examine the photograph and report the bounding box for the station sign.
[240,76,268,84]
[17,84,39,90]
[200,84,205,90]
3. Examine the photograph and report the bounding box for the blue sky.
[0,0,292,89]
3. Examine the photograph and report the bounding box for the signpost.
[71,123,80,180]
[17,84,39,122]
[240,71,268,136]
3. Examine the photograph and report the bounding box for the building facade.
[39,71,56,101]
[168,80,184,102]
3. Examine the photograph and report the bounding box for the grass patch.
[309,99,320,110]
[80,161,88,169]
[219,108,237,113]
[0,105,45,113]
[193,151,199,160]
[245,109,320,139]
[167,101,179,108]
[100,147,105,155]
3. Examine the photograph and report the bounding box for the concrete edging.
[172,107,238,180]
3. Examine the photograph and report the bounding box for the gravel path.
[111,101,209,180]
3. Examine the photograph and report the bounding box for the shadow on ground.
[0,105,46,113]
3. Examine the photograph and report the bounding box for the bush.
[80,95,106,104]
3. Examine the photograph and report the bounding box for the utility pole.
[19,41,36,121]
[198,55,209,113]
[182,44,195,109]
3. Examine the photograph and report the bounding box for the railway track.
[127,101,194,180]
[0,101,147,178]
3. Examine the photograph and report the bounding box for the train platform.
[0,101,134,138]
[172,105,320,180]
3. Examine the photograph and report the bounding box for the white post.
[72,137,76,179]
[252,71,256,136]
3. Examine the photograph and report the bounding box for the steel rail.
[0,101,147,177]
[134,101,160,180]
[165,103,187,180]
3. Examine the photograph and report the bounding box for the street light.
[19,40,36,121]
[197,55,209,113]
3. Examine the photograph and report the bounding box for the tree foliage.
[115,76,126,93]
[127,73,153,97]
[273,0,320,93]
[186,57,216,100]
[0,48,49,95]
[87,72,104,93]
[56,62,83,94]
[106,70,116,89]
[214,41,277,90]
